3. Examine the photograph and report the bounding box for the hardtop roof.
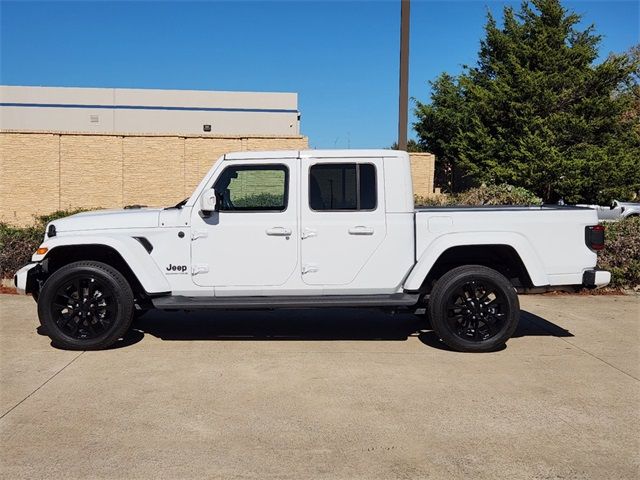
[224,149,406,160]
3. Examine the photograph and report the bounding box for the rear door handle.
[348,226,374,235]
[266,227,292,236]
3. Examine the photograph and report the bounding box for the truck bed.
[412,205,599,288]
[414,204,590,212]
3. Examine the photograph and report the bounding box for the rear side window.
[214,164,288,212]
[309,163,377,211]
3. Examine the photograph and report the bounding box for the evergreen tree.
[389,139,424,152]
[414,0,640,203]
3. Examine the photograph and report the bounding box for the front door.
[190,159,298,288]
[300,157,386,286]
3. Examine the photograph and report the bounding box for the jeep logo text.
[166,264,188,273]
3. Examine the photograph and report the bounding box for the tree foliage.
[414,0,640,203]
[389,139,424,152]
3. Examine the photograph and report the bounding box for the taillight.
[585,225,605,251]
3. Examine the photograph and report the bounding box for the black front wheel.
[428,265,520,352]
[37,261,134,350]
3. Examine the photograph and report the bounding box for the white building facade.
[0,85,300,136]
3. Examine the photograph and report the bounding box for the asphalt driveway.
[1,294,638,479]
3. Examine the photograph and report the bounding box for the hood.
[49,208,163,233]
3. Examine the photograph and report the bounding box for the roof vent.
[89,114,99,123]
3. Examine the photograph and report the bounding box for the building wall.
[0,85,300,136]
[0,131,308,225]
[409,152,436,198]
[1,132,436,225]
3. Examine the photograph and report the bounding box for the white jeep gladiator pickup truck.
[15,149,610,352]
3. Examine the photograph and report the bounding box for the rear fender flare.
[403,232,548,291]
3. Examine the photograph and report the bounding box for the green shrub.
[597,217,640,290]
[231,193,285,209]
[414,194,450,207]
[415,184,542,207]
[35,209,89,228]
[0,208,90,278]
[0,224,41,279]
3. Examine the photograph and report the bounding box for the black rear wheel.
[38,261,134,350]
[428,265,519,352]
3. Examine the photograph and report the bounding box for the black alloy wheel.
[51,275,115,340]
[38,261,134,350]
[428,265,520,352]
[445,279,508,342]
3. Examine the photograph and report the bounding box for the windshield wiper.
[165,198,188,210]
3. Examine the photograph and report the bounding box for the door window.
[214,164,288,211]
[309,163,377,211]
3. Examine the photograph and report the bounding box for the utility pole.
[397,0,410,151]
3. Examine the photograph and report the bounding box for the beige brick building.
[0,131,308,225]
[0,131,435,225]
[409,152,436,199]
[0,86,435,225]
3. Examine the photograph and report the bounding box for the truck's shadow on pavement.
[102,308,573,352]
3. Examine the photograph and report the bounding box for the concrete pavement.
[1,294,638,479]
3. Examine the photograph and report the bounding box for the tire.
[37,261,134,350]
[428,265,520,352]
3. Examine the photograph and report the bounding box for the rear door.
[300,157,386,286]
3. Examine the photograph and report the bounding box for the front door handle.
[348,226,374,235]
[266,227,292,236]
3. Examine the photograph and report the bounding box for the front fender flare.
[33,235,171,294]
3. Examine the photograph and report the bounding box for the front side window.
[214,164,288,211]
[309,163,377,211]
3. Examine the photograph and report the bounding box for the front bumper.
[582,269,611,289]
[14,263,41,295]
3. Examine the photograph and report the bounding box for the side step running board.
[151,293,419,310]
